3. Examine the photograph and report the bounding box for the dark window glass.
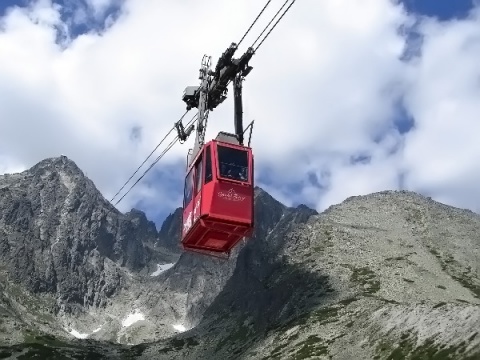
[195,155,203,194]
[184,169,194,206]
[217,145,249,182]
[205,145,212,184]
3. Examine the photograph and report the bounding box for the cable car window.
[184,169,194,206]
[205,145,212,184]
[195,155,203,194]
[217,145,249,182]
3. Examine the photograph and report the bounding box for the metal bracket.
[243,120,255,147]
[185,149,193,170]
[175,121,194,143]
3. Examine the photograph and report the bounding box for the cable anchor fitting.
[175,121,194,143]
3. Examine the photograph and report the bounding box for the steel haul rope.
[110,110,189,202]
[112,112,197,206]
[254,0,297,52]
[238,0,273,46]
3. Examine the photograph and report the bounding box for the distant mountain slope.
[138,191,480,360]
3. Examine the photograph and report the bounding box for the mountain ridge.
[138,189,479,359]
[0,156,479,359]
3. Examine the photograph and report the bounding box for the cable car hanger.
[110,0,297,207]
[175,0,297,168]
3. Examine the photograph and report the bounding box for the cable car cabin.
[181,132,254,257]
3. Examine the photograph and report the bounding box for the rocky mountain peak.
[31,155,83,173]
[126,208,159,246]
[157,207,183,251]
[126,208,149,221]
[0,156,165,316]
[26,156,89,189]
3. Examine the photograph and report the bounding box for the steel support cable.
[110,110,189,202]
[113,112,198,206]
[251,0,290,48]
[113,136,179,206]
[237,0,273,47]
[254,0,296,52]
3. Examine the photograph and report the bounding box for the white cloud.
[401,7,480,212]
[0,0,479,220]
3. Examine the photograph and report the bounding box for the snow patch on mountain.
[150,263,175,276]
[122,310,145,327]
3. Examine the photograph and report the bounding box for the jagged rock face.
[126,209,159,247]
[0,156,157,311]
[157,207,182,252]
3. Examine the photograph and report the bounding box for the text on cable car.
[193,198,201,221]
[217,188,246,202]
[183,211,192,233]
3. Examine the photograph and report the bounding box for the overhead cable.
[237,0,273,47]
[113,112,198,206]
[110,110,189,202]
[254,0,297,52]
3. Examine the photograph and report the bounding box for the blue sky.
[2,0,474,29]
[0,0,22,14]
[0,1,123,37]
[1,0,480,229]
[2,1,474,24]
[401,0,475,20]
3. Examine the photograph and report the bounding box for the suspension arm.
[233,74,244,145]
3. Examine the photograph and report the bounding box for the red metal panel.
[210,182,253,224]
[180,139,255,256]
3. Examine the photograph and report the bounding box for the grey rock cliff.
[0,156,174,343]
[126,208,159,247]
[157,207,183,252]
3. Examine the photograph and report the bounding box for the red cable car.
[180,132,254,257]
[174,44,257,258]
[113,10,297,258]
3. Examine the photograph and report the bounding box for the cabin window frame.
[183,168,194,207]
[216,144,250,183]
[204,145,213,184]
[194,154,203,195]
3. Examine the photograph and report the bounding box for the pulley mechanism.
[176,44,255,167]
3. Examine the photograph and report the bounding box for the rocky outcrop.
[126,208,159,247]
[157,207,183,252]
[0,156,163,313]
